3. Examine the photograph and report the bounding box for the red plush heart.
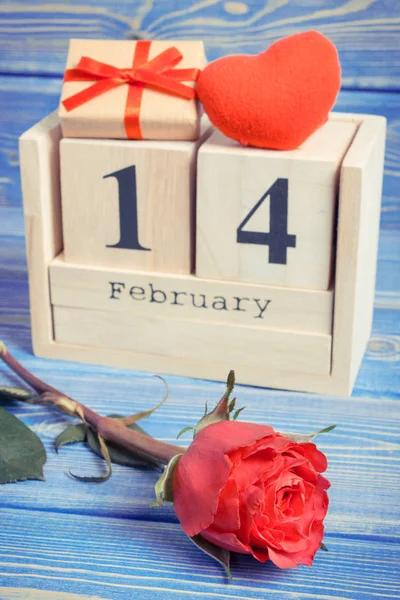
[197,31,341,150]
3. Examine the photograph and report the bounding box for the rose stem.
[0,342,184,465]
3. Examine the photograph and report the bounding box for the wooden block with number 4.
[60,137,200,274]
[196,118,358,290]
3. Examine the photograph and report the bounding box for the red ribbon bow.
[62,41,200,139]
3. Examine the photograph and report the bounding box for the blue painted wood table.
[0,2,399,598]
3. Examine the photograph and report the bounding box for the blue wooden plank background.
[0,2,399,598]
[0,508,399,599]
[1,0,399,89]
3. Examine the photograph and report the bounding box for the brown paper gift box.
[59,39,207,141]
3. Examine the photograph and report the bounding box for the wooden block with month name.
[19,111,386,396]
[60,136,200,274]
[49,254,334,334]
[196,118,357,290]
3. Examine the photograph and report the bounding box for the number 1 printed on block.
[60,137,197,274]
[104,165,151,252]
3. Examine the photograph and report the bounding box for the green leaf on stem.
[55,423,88,452]
[0,406,46,484]
[86,423,163,471]
[320,542,328,552]
[176,425,194,440]
[152,454,182,506]
[56,413,164,481]
[232,406,246,421]
[190,534,232,580]
[70,433,112,483]
[228,397,236,413]
[281,424,337,444]
[0,385,36,403]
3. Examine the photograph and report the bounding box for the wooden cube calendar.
[60,137,200,274]
[196,120,357,290]
[19,111,386,396]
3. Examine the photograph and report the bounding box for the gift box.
[59,39,207,141]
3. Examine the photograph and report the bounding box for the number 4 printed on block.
[237,178,296,265]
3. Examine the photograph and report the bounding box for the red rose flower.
[173,420,330,568]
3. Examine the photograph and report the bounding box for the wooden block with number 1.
[60,135,204,274]
[196,118,357,290]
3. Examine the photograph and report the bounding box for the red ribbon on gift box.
[62,41,200,139]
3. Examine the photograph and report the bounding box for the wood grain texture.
[1,76,398,231]
[196,119,357,290]
[0,4,399,593]
[330,113,386,392]
[52,304,333,375]
[1,216,399,392]
[0,590,107,600]
[49,254,334,334]
[60,137,198,274]
[18,111,384,395]
[0,508,399,599]
[0,1,399,90]
[19,113,63,355]
[0,224,399,594]
[0,374,398,538]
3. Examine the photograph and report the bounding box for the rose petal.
[173,420,274,536]
[258,453,285,484]
[240,484,264,515]
[238,509,253,545]
[317,473,331,490]
[241,433,291,459]
[276,469,303,490]
[235,485,264,544]
[292,483,318,536]
[293,461,318,484]
[250,547,270,563]
[284,520,325,566]
[200,529,252,555]
[211,478,240,532]
[263,469,302,521]
[250,520,284,548]
[312,486,329,521]
[286,488,305,519]
[258,453,308,488]
[275,521,309,552]
[231,448,276,490]
[298,443,328,473]
[263,479,280,519]
[268,547,298,569]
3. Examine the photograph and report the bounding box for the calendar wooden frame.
[19,111,386,396]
